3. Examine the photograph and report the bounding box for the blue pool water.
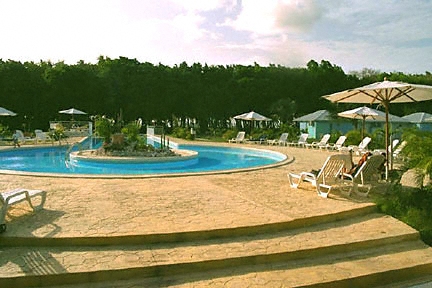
[0,138,286,176]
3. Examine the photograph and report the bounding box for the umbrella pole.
[361,116,365,140]
[384,102,390,181]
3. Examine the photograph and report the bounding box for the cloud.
[220,0,432,73]
[0,0,212,64]
[274,0,324,32]
[217,1,327,67]
[226,0,324,35]
[0,0,430,73]
[225,1,277,35]
[170,0,237,12]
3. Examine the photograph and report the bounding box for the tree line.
[1,56,431,135]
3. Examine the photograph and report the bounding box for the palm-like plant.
[94,115,115,144]
[402,129,432,187]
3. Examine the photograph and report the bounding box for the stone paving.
[1,141,432,287]
[0,144,372,238]
[0,213,418,275]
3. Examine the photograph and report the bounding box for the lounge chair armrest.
[300,172,315,178]
[288,173,301,188]
[342,173,354,181]
[325,144,336,150]
[26,189,47,210]
[317,183,331,198]
[2,189,46,210]
[3,189,28,204]
[288,171,317,188]
[299,172,317,186]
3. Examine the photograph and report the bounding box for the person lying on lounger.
[310,151,372,177]
[346,151,372,176]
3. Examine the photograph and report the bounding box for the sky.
[1,0,431,74]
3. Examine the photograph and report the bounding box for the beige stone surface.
[0,143,372,238]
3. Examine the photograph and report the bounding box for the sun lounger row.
[227,132,403,162]
[267,133,344,150]
[228,132,335,148]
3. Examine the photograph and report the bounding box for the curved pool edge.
[0,145,293,179]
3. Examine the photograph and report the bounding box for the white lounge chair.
[325,135,346,150]
[245,135,268,145]
[392,140,406,159]
[389,140,407,165]
[14,129,35,144]
[341,136,371,155]
[288,133,309,148]
[342,154,385,197]
[267,133,288,146]
[373,139,399,156]
[228,131,246,143]
[35,129,52,143]
[0,188,47,233]
[305,134,330,149]
[288,154,352,198]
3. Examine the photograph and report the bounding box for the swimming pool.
[0,138,287,177]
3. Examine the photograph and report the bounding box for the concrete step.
[47,241,432,288]
[1,212,431,287]
[1,204,378,247]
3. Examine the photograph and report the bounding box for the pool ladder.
[64,142,82,166]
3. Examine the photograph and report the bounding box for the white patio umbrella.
[59,107,87,120]
[59,108,86,115]
[233,111,271,132]
[323,79,432,179]
[233,111,271,121]
[403,112,432,123]
[0,107,17,116]
[338,106,382,139]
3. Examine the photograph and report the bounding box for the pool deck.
[1,140,357,239]
[1,139,432,287]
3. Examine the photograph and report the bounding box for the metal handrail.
[64,142,82,162]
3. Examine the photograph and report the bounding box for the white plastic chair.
[288,154,352,198]
[325,135,346,150]
[267,133,288,146]
[341,137,371,155]
[228,131,246,143]
[0,188,47,233]
[305,134,330,149]
[373,139,399,156]
[342,154,385,197]
[288,133,309,148]
[35,129,52,143]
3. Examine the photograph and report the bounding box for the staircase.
[1,205,432,287]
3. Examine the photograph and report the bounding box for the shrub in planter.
[49,124,65,141]
[121,122,140,142]
[95,116,115,144]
